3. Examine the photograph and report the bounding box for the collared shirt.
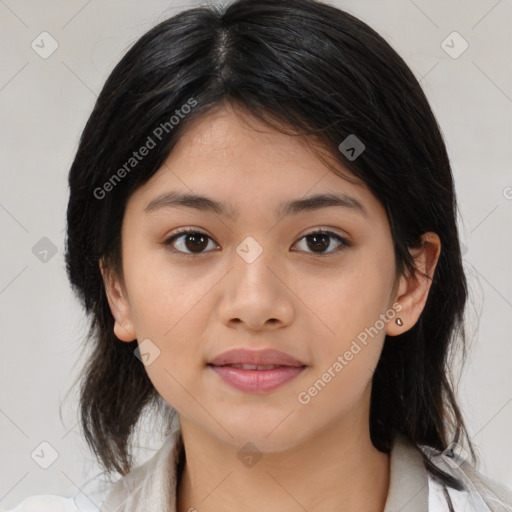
[5,428,512,512]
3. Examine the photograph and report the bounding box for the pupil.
[186,233,207,252]
[308,234,329,252]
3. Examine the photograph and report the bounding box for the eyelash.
[162,227,350,257]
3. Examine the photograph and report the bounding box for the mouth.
[209,363,303,370]
[206,348,307,393]
[207,362,307,393]
[208,348,306,368]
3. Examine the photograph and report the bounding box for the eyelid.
[162,227,219,256]
[300,226,349,240]
[292,227,351,255]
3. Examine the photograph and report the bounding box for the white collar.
[96,428,511,512]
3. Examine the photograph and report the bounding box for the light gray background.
[1,0,511,508]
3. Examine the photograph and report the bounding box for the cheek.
[132,312,207,416]
[121,248,214,403]
[297,251,395,390]
[300,260,394,344]
[122,244,209,334]
[295,274,388,417]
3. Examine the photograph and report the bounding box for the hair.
[65,0,475,498]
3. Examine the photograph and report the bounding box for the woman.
[7,0,512,510]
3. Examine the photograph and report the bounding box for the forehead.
[162,104,351,183]
[129,104,380,219]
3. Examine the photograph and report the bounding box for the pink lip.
[208,348,306,367]
[209,365,306,393]
[207,348,307,393]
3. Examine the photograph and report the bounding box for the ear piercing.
[395,318,403,326]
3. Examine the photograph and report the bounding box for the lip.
[208,348,306,367]
[207,348,307,393]
[209,365,306,393]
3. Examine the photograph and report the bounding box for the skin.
[101,101,441,512]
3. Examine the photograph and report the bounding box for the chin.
[215,416,306,453]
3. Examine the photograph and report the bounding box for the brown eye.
[164,229,218,254]
[293,230,350,255]
[163,228,349,257]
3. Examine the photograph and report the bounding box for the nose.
[216,241,295,331]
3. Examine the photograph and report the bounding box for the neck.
[176,413,390,512]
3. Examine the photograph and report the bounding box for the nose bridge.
[232,234,277,291]
[236,234,268,268]
[217,234,294,328]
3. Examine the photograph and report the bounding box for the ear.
[386,232,441,336]
[99,257,137,342]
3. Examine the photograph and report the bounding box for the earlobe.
[99,257,137,342]
[386,232,441,336]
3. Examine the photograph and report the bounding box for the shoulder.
[6,429,182,512]
[425,449,512,512]
[2,495,79,512]
[3,471,115,512]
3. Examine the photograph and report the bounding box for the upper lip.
[208,348,306,367]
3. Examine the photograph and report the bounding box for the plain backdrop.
[0,0,511,508]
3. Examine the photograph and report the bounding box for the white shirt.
[4,429,512,512]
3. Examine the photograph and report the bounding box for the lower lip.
[208,365,306,393]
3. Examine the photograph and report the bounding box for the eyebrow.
[144,191,367,219]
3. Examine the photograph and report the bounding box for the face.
[102,102,437,453]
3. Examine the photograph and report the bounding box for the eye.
[163,228,219,255]
[292,229,350,255]
[162,228,350,256]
